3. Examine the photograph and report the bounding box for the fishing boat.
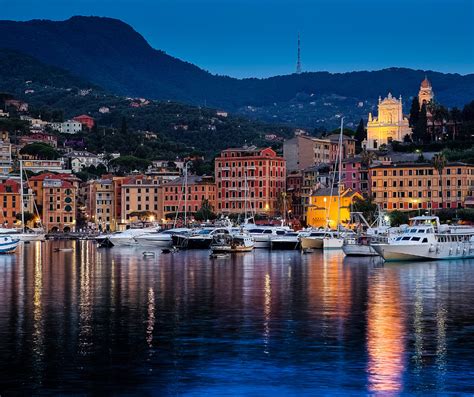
[342,210,397,257]
[0,236,20,254]
[210,230,255,253]
[372,215,474,261]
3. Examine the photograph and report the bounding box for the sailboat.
[0,160,46,241]
[322,118,346,249]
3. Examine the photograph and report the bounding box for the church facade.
[365,93,412,150]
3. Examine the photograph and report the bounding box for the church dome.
[421,77,431,88]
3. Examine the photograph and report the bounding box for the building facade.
[215,146,286,216]
[50,120,82,134]
[161,175,216,220]
[0,134,12,175]
[283,134,355,172]
[366,93,412,150]
[306,187,362,228]
[370,162,474,211]
[120,175,162,224]
[42,179,77,232]
[84,178,116,231]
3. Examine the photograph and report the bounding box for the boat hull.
[342,243,379,257]
[300,237,323,250]
[135,236,172,248]
[271,240,300,250]
[372,242,474,262]
[323,237,344,249]
[0,237,20,254]
[17,233,46,242]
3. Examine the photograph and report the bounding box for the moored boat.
[0,236,21,254]
[210,230,255,253]
[270,232,307,250]
[372,216,474,262]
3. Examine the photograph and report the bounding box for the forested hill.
[0,16,473,125]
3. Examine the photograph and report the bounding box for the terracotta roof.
[0,179,19,193]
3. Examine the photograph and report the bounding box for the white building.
[50,120,83,134]
[64,151,103,173]
[0,139,12,175]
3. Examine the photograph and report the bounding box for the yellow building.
[366,93,412,150]
[418,76,434,109]
[306,187,363,228]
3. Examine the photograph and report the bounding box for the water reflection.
[367,267,406,393]
[0,243,473,394]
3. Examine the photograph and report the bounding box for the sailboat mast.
[20,159,25,232]
[336,118,344,232]
[184,162,188,226]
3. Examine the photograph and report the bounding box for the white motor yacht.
[107,228,157,247]
[372,216,474,261]
[134,228,191,247]
[271,231,309,250]
[243,225,292,248]
[173,227,233,249]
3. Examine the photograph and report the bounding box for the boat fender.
[429,244,435,253]
[456,245,461,254]
[449,247,453,256]
[436,244,440,254]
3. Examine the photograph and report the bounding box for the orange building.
[73,114,95,130]
[0,179,21,227]
[120,175,162,224]
[370,162,474,211]
[215,146,286,216]
[161,175,216,220]
[29,173,80,232]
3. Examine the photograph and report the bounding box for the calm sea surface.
[0,241,473,395]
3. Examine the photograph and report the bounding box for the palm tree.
[432,153,447,209]
[360,149,377,168]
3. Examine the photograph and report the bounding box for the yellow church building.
[365,93,412,150]
[306,187,363,228]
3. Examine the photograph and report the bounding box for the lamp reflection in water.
[263,273,271,354]
[32,242,45,382]
[78,243,93,356]
[147,287,155,348]
[367,269,406,393]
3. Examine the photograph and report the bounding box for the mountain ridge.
[0,16,473,127]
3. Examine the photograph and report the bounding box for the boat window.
[276,231,286,235]
[396,237,402,241]
[410,229,417,233]
[411,237,421,241]
[264,230,273,234]
[248,229,263,233]
[402,237,411,241]
[418,229,425,233]
[422,238,428,243]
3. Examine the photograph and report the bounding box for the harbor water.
[1,241,473,394]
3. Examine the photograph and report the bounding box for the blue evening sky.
[2,0,473,78]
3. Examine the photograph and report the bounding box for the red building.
[161,175,216,220]
[73,114,95,130]
[20,133,58,148]
[215,146,286,215]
